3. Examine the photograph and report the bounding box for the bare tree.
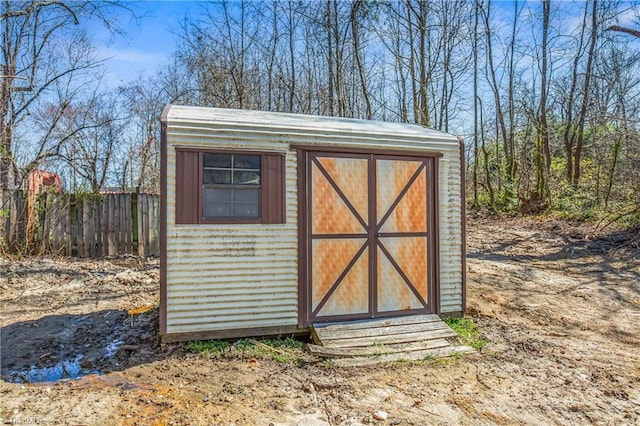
[572,0,599,186]
[1,0,126,192]
[350,0,372,119]
[472,0,480,208]
[535,0,551,197]
[560,1,590,185]
[159,0,640,223]
[120,78,165,193]
[480,0,509,189]
[43,89,126,192]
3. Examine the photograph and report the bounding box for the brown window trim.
[175,148,285,225]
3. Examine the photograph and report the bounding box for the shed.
[160,105,466,342]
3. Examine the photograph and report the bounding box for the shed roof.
[162,105,460,144]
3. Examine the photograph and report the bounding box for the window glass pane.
[204,154,231,168]
[233,203,260,217]
[234,155,260,169]
[206,188,232,201]
[234,188,260,202]
[203,188,260,219]
[204,170,231,184]
[233,170,261,185]
[204,189,232,217]
[204,203,232,218]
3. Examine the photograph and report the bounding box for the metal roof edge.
[161,104,172,123]
[163,105,460,141]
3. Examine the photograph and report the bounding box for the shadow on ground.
[468,221,640,284]
[0,308,172,383]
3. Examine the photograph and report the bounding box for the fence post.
[85,198,93,258]
[26,190,36,250]
[95,197,101,258]
[113,195,117,256]
[142,194,149,257]
[65,194,72,256]
[76,197,83,258]
[133,193,138,255]
[117,194,124,254]
[56,194,62,254]
[153,194,160,256]
[10,190,27,251]
[51,194,59,252]
[40,192,52,253]
[125,193,132,254]
[102,195,109,258]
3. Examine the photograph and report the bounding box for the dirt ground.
[1,217,639,425]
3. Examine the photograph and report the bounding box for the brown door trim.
[369,153,377,318]
[292,145,444,158]
[296,149,308,328]
[297,149,440,327]
[431,158,441,314]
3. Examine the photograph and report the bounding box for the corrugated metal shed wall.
[164,106,463,335]
[438,148,464,313]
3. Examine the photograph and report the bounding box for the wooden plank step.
[313,319,451,342]
[306,338,451,358]
[333,345,475,367]
[312,314,442,332]
[319,327,458,348]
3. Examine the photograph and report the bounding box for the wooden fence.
[0,191,160,258]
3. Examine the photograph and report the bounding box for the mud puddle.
[1,307,157,384]
[7,355,100,383]
[5,339,125,383]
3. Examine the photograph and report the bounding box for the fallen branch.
[594,204,640,232]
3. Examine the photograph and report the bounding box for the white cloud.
[96,46,167,65]
[615,6,639,27]
[93,46,169,84]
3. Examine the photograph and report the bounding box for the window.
[175,149,285,224]
[203,154,261,219]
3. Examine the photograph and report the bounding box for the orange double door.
[299,151,439,325]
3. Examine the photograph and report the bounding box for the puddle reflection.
[7,355,102,383]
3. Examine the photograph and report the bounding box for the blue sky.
[90,1,201,85]
[89,0,640,88]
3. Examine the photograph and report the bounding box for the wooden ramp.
[308,314,473,366]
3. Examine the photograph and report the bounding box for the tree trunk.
[406,0,418,124]
[417,0,429,126]
[326,0,334,116]
[288,0,296,113]
[573,0,598,186]
[472,0,479,208]
[1,0,17,192]
[351,0,372,120]
[562,1,590,184]
[506,1,519,181]
[332,0,346,117]
[482,0,509,189]
[536,0,551,196]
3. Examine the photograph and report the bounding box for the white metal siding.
[438,149,464,313]
[164,106,464,335]
[166,139,298,334]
